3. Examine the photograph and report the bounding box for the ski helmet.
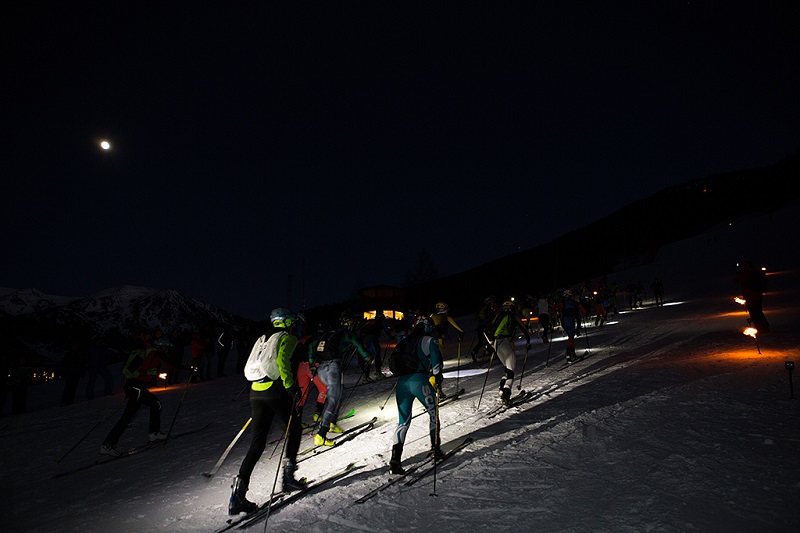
[270,308,296,329]
[339,312,356,329]
[502,300,515,311]
[435,302,448,314]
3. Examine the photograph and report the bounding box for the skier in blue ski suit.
[389,316,443,475]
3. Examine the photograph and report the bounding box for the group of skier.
[96,282,674,518]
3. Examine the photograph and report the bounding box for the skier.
[355,311,394,382]
[306,321,371,447]
[487,301,531,405]
[229,308,307,515]
[734,261,770,332]
[470,296,498,362]
[536,295,551,343]
[294,322,327,431]
[557,290,581,363]
[650,278,665,307]
[431,301,465,347]
[100,331,188,456]
[592,288,607,327]
[430,301,464,397]
[389,316,444,475]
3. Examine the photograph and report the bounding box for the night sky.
[3,2,799,320]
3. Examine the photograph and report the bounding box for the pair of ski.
[52,422,213,479]
[267,408,356,445]
[408,387,465,422]
[438,387,466,406]
[300,407,356,434]
[355,435,474,503]
[559,351,592,369]
[483,390,534,419]
[296,416,378,459]
[217,462,360,532]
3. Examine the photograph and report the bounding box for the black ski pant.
[238,385,301,481]
[104,381,161,446]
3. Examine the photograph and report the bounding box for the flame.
[734,297,747,306]
[158,372,168,380]
[743,327,758,339]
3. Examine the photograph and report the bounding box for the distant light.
[100,140,111,150]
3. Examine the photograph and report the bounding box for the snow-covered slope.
[2,203,798,533]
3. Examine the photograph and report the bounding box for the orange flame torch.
[743,327,761,354]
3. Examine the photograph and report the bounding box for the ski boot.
[362,373,374,383]
[314,430,335,447]
[312,402,324,423]
[501,387,512,407]
[99,443,122,457]
[229,476,258,515]
[329,422,344,433]
[282,459,307,492]
[429,433,445,460]
[389,443,405,475]
[148,431,168,442]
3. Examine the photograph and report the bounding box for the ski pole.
[518,342,530,390]
[268,382,312,458]
[203,417,252,478]
[263,406,295,533]
[430,386,440,498]
[545,336,553,367]
[476,333,496,409]
[55,395,126,464]
[581,314,590,355]
[380,380,398,410]
[455,340,462,393]
[163,373,193,444]
[232,382,249,402]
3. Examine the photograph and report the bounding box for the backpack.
[389,334,422,376]
[244,331,286,382]
[312,329,345,362]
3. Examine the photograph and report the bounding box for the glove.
[429,373,442,390]
[526,341,531,350]
[310,364,318,378]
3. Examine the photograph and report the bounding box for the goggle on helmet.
[270,307,296,329]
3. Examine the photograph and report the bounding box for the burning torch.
[743,326,761,354]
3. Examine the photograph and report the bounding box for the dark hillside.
[403,148,800,312]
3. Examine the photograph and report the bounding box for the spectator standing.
[734,261,770,332]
